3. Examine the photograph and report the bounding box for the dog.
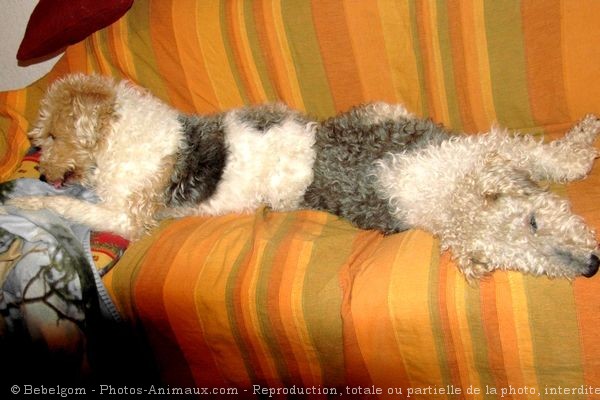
[303,103,600,280]
[13,73,316,238]
[10,74,600,280]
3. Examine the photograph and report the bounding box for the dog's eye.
[529,214,538,232]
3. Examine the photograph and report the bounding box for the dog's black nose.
[39,174,47,183]
[583,254,600,278]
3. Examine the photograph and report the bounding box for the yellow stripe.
[111,19,138,79]
[0,90,29,181]
[421,1,450,124]
[507,274,539,389]
[88,34,112,75]
[471,0,496,124]
[447,264,482,392]
[454,273,475,389]
[285,236,323,383]
[263,1,305,109]
[389,231,445,386]
[196,1,244,108]
[243,239,281,384]
[229,0,268,102]
[377,0,423,113]
[193,220,252,385]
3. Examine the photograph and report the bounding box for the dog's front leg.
[6,195,136,239]
[497,115,599,182]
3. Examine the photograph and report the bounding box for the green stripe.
[302,214,348,387]
[408,0,429,118]
[465,285,495,399]
[243,1,277,102]
[484,1,535,129]
[126,0,171,102]
[524,277,585,398]
[281,1,336,118]
[95,30,120,78]
[427,241,454,391]
[254,213,297,385]
[435,0,462,130]
[225,222,261,383]
[219,0,250,105]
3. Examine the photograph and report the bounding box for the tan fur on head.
[14,73,184,239]
[28,74,117,187]
[11,73,317,241]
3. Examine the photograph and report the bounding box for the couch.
[2,0,600,397]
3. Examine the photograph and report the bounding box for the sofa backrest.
[2,0,600,179]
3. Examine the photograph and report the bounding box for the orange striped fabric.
[2,0,600,396]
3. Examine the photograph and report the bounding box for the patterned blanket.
[0,179,120,381]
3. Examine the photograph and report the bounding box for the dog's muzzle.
[39,170,74,189]
[583,254,600,278]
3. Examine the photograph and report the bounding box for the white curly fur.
[376,115,600,280]
[11,74,316,240]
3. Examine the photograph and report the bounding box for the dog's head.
[453,153,599,280]
[29,74,117,188]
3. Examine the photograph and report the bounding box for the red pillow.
[17,0,134,61]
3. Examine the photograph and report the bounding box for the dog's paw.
[565,114,600,146]
[6,196,49,211]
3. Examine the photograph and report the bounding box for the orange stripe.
[195,1,244,109]
[255,1,304,108]
[480,276,512,389]
[415,1,449,123]
[506,274,539,390]
[88,34,113,76]
[437,253,464,388]
[233,213,288,385]
[171,1,220,112]
[344,1,396,103]
[148,1,195,112]
[344,231,413,390]
[377,0,423,113]
[225,0,268,104]
[460,0,497,128]
[187,217,254,386]
[450,267,482,391]
[107,19,138,79]
[62,42,93,74]
[0,90,30,180]
[561,0,600,117]
[446,2,479,132]
[570,157,600,386]
[341,230,388,386]
[388,231,444,389]
[134,217,222,386]
[521,1,569,127]
[311,0,363,112]
[270,215,327,385]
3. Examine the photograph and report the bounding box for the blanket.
[0,178,124,382]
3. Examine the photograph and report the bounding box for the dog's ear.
[70,85,116,148]
[476,152,540,202]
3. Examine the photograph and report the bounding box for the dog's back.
[303,103,450,233]
[166,103,317,217]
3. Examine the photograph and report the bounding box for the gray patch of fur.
[166,114,228,207]
[303,103,451,234]
[235,103,312,131]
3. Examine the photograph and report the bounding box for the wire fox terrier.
[10,74,600,280]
